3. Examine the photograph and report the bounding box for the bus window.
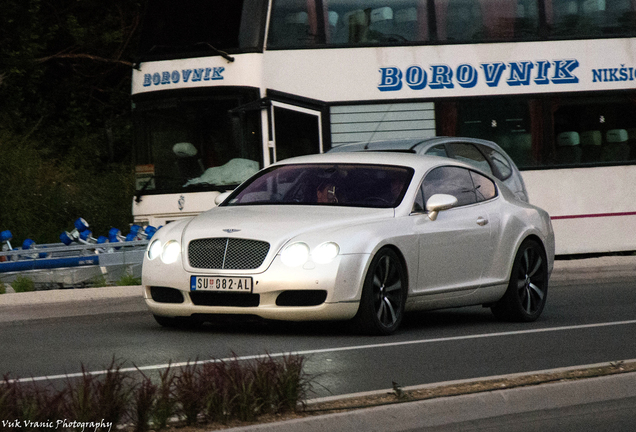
[138,0,267,60]
[436,0,484,42]
[552,100,636,165]
[268,0,326,47]
[448,99,536,168]
[267,0,635,49]
[605,1,636,35]
[548,0,636,38]
[268,0,433,47]
[514,0,541,39]
[434,0,540,43]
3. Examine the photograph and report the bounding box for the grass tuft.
[116,272,141,286]
[11,275,35,292]
[151,364,178,430]
[174,361,204,425]
[131,371,158,432]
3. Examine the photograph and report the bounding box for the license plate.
[190,276,253,293]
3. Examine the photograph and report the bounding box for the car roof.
[274,150,473,172]
[329,136,507,153]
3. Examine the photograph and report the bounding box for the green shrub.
[0,131,135,244]
[12,275,35,293]
[91,274,108,287]
[0,281,6,294]
[117,272,141,286]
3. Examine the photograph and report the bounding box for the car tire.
[153,314,201,329]
[353,248,407,335]
[492,239,548,322]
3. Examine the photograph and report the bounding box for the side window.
[424,145,448,158]
[412,185,425,213]
[481,146,513,180]
[448,143,493,175]
[470,170,497,202]
[422,166,477,207]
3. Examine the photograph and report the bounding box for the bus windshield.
[133,92,262,195]
[138,0,267,60]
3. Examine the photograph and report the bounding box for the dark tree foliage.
[0,0,147,243]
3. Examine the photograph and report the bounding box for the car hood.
[181,205,394,251]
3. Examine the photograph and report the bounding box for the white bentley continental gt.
[142,152,555,335]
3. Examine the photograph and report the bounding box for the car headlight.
[161,240,181,264]
[147,239,162,260]
[311,242,340,264]
[280,242,310,267]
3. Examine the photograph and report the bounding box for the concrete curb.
[0,285,142,306]
[0,285,145,323]
[551,255,636,284]
[225,371,636,431]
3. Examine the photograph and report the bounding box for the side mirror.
[214,191,232,205]
[426,194,458,221]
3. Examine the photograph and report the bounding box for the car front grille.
[188,238,270,270]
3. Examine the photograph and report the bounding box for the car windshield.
[223,163,414,208]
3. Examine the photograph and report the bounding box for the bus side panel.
[522,166,636,255]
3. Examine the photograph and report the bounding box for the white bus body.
[132,0,636,255]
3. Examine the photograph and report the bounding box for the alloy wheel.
[517,246,546,315]
[372,253,404,329]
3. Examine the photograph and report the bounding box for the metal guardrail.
[0,218,157,289]
[0,241,149,289]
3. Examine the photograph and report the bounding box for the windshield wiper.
[194,42,235,63]
[145,43,235,63]
[135,175,155,203]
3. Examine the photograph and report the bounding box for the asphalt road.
[1,275,636,402]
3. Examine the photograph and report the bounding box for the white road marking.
[10,319,636,384]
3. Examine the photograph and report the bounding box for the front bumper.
[142,253,369,322]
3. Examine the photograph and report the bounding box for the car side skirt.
[405,283,507,312]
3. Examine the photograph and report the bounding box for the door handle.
[476,217,489,226]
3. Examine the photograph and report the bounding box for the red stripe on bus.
[551,212,636,220]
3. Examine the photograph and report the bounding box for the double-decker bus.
[131,0,636,255]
